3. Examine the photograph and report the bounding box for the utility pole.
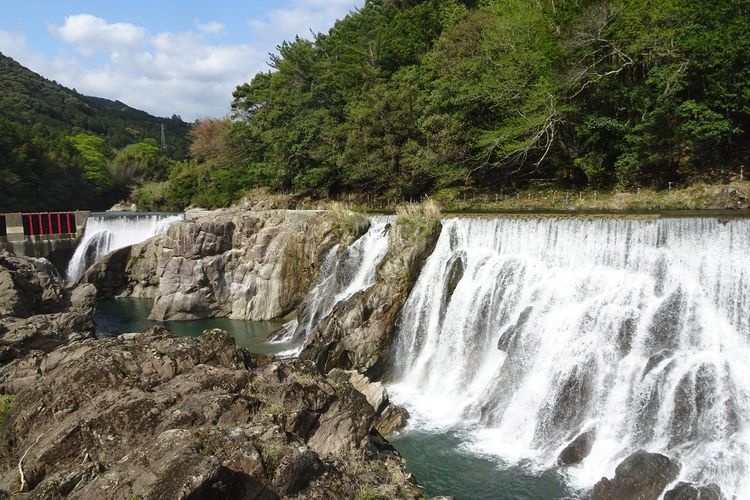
[160,124,167,151]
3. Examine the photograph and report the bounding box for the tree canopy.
[3,0,748,212]
[168,0,746,208]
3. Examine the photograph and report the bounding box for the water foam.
[389,217,750,497]
[271,215,393,355]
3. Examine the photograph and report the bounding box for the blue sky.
[0,0,363,120]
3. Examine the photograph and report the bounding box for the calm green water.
[95,298,286,356]
[389,428,576,500]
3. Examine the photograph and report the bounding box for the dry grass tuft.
[395,197,441,222]
[327,201,369,246]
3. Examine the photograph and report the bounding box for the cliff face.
[83,209,369,321]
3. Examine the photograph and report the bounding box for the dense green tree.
[0,52,191,211]
[0,119,95,211]
[568,0,749,187]
[122,0,749,210]
[109,141,171,186]
[68,133,113,194]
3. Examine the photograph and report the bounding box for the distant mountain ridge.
[0,52,189,157]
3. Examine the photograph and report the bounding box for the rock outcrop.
[299,219,441,380]
[0,251,96,364]
[0,327,422,499]
[82,209,368,321]
[327,368,409,436]
[591,449,681,500]
[80,208,438,441]
[663,481,722,500]
[557,429,595,466]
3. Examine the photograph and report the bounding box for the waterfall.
[272,215,393,355]
[388,217,750,497]
[66,213,182,283]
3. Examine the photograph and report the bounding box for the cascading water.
[388,217,750,498]
[271,215,393,355]
[66,212,182,283]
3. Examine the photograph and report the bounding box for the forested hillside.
[163,0,749,208]
[0,53,189,211]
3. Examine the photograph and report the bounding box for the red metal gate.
[19,212,77,236]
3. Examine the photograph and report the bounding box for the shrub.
[0,394,13,426]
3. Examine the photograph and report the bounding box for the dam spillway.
[66,212,182,284]
[387,216,750,498]
[60,209,750,497]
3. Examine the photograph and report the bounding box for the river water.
[95,298,285,356]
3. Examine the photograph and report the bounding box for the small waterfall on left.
[66,212,182,283]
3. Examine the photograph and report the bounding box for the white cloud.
[195,21,225,34]
[48,33,266,119]
[248,0,359,48]
[50,14,146,55]
[0,3,361,121]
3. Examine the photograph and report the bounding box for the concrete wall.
[0,211,89,258]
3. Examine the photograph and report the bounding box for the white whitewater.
[66,213,182,283]
[388,217,750,497]
[272,215,393,355]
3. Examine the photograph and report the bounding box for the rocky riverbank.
[0,208,433,499]
[0,326,422,499]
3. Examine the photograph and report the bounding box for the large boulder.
[0,252,66,317]
[82,209,368,321]
[0,327,422,499]
[327,368,409,436]
[591,450,681,500]
[663,482,722,500]
[0,251,96,364]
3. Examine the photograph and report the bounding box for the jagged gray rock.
[0,327,423,499]
[591,449,681,500]
[0,251,96,364]
[327,368,408,436]
[663,481,722,500]
[557,429,596,466]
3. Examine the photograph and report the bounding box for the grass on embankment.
[430,181,750,213]
[354,181,750,214]
[237,181,750,215]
